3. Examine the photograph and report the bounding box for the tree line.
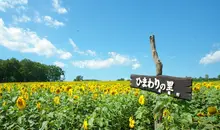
[0,58,65,82]
[192,74,220,82]
[73,75,100,81]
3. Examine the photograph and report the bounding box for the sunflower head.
[163,109,170,117]
[68,89,73,97]
[16,96,26,110]
[134,91,139,97]
[83,120,88,130]
[65,86,72,92]
[2,101,6,106]
[23,92,29,100]
[55,88,61,94]
[74,95,79,100]
[54,96,60,105]
[93,93,98,99]
[138,95,145,105]
[129,116,135,129]
[110,90,117,95]
[207,106,217,115]
[50,86,55,93]
[36,102,41,110]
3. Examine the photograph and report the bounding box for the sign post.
[130,35,192,129]
[130,74,192,100]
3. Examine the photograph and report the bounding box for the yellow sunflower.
[74,95,79,100]
[129,116,135,129]
[163,109,170,117]
[83,120,88,130]
[138,95,145,105]
[36,102,41,110]
[55,88,61,94]
[207,106,217,115]
[23,92,29,100]
[54,96,60,105]
[68,89,73,97]
[134,91,139,97]
[50,86,55,93]
[93,93,98,99]
[16,96,26,110]
[2,101,6,106]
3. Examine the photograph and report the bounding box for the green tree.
[74,75,83,81]
[218,75,220,80]
[0,58,65,82]
[117,78,125,81]
[205,74,209,80]
[47,65,64,81]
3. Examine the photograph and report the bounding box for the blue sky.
[0,0,220,81]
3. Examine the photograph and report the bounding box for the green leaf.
[153,101,166,114]
[41,110,46,115]
[28,119,35,126]
[17,116,22,124]
[12,96,18,102]
[203,124,214,129]
[40,121,48,130]
[47,112,54,118]
[135,111,143,119]
[98,118,104,127]
[145,118,150,124]
[7,123,15,129]
[137,126,146,130]
[88,117,95,127]
[170,126,178,130]
[18,127,25,130]
[156,123,164,130]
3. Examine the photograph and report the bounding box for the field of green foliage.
[0,81,219,130]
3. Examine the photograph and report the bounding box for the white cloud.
[12,14,31,23]
[69,38,78,51]
[33,13,65,28]
[86,50,96,56]
[54,61,65,68]
[0,0,28,12]
[52,0,67,14]
[72,52,140,69]
[132,63,141,70]
[33,11,42,23]
[200,50,220,64]
[69,38,96,56]
[0,18,71,59]
[43,16,64,28]
[16,6,28,14]
[57,50,72,60]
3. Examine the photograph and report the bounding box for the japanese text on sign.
[136,77,180,97]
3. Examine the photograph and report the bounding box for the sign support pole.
[149,35,163,129]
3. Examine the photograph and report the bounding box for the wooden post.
[149,35,163,76]
[149,35,163,129]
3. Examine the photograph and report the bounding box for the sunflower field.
[0,81,220,130]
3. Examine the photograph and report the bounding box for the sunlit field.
[0,81,220,130]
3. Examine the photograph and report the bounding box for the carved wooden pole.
[150,35,163,129]
[149,35,163,76]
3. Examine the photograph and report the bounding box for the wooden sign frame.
[130,74,192,100]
